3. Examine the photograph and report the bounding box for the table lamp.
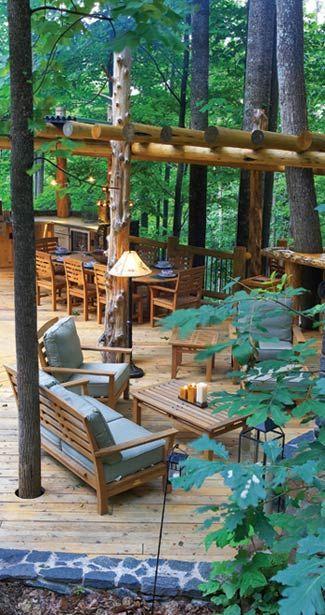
[109,250,151,378]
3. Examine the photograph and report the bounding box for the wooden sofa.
[6,366,177,515]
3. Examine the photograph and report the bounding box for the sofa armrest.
[94,428,178,458]
[43,367,116,378]
[60,378,89,394]
[292,325,306,344]
[81,345,132,355]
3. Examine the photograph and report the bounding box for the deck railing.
[129,235,250,299]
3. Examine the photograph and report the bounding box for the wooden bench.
[132,380,248,461]
[6,366,177,515]
[170,327,218,381]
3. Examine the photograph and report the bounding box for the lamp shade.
[109,250,152,278]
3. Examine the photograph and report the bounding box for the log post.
[167,235,180,258]
[233,246,248,281]
[55,157,70,218]
[247,109,267,276]
[103,50,131,354]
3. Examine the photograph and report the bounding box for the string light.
[50,179,57,186]
[87,176,95,183]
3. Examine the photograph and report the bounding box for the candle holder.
[178,395,208,409]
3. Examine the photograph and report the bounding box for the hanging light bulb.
[129,201,134,208]
[87,176,95,183]
[50,179,57,186]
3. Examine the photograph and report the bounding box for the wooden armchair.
[229,297,306,375]
[149,266,205,327]
[37,316,131,408]
[6,365,177,515]
[167,252,193,270]
[36,250,66,311]
[94,263,144,325]
[64,258,96,321]
[35,236,59,253]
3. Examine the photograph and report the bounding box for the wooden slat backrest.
[37,317,59,368]
[39,387,95,460]
[36,250,54,280]
[168,252,193,270]
[176,266,205,300]
[35,237,59,253]
[94,263,107,299]
[64,258,86,288]
[6,366,95,462]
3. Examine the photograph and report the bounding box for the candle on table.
[179,385,188,400]
[187,383,197,403]
[196,382,208,404]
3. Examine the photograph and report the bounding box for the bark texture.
[276,0,322,253]
[8,0,42,498]
[236,0,276,247]
[173,16,190,238]
[104,50,131,352]
[188,0,209,257]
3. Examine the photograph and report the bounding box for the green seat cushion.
[41,425,61,448]
[68,362,129,397]
[50,384,121,462]
[43,317,83,382]
[238,297,293,342]
[61,417,165,483]
[247,367,310,392]
[83,396,123,422]
[257,340,292,361]
[39,370,59,389]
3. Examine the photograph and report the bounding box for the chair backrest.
[237,297,293,342]
[35,237,59,253]
[136,244,160,267]
[168,252,193,270]
[37,317,59,368]
[175,266,205,301]
[36,250,55,281]
[94,263,107,301]
[64,258,86,289]
[5,365,96,463]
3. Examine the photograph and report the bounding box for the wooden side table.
[170,327,218,381]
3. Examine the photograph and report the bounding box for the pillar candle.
[196,382,208,404]
[179,385,188,400]
[187,383,197,403]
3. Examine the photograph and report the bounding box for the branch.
[139,45,181,105]
[42,157,97,190]
[30,5,116,35]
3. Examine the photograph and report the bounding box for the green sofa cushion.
[61,417,165,483]
[50,384,122,462]
[247,367,310,392]
[257,340,292,361]
[41,425,61,448]
[39,370,59,389]
[43,317,83,382]
[68,362,129,397]
[237,297,293,342]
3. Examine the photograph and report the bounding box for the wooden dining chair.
[94,263,144,325]
[64,258,96,321]
[36,250,66,311]
[149,266,205,326]
[168,252,194,270]
[35,236,59,253]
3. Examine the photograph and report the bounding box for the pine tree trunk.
[262,33,278,250]
[188,0,209,261]
[8,0,42,499]
[236,0,276,247]
[172,16,190,238]
[276,0,322,253]
[163,164,170,236]
[103,50,131,353]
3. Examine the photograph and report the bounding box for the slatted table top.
[132,379,246,436]
[170,326,218,349]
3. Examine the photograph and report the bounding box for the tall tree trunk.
[236,0,276,247]
[163,163,170,236]
[277,0,322,253]
[172,15,190,238]
[103,50,131,352]
[8,0,42,498]
[156,200,161,233]
[262,31,278,250]
[188,0,209,261]
[277,0,322,323]
[141,211,148,230]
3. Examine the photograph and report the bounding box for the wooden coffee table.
[170,327,218,381]
[132,380,247,460]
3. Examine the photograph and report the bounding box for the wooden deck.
[0,268,318,561]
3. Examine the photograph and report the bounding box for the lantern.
[168,447,188,483]
[238,418,285,466]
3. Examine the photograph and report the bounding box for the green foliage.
[165,288,325,614]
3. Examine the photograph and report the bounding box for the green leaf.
[224,605,241,615]
[240,570,267,596]
[191,435,229,458]
[273,557,325,615]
